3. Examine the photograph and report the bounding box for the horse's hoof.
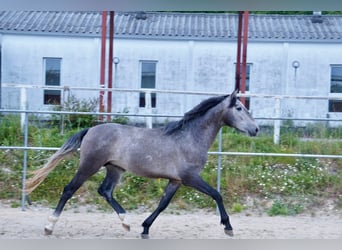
[44,228,53,235]
[141,233,150,239]
[119,213,130,231]
[224,229,234,237]
[122,223,130,232]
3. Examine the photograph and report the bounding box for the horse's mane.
[163,95,228,135]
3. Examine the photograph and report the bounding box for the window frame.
[43,57,62,105]
[139,60,157,108]
[328,64,342,113]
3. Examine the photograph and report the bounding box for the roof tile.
[0,11,341,42]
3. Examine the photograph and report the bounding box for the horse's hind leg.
[44,161,101,235]
[182,173,234,237]
[97,165,129,231]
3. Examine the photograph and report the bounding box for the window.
[236,63,251,109]
[44,58,61,105]
[139,61,156,108]
[329,65,342,112]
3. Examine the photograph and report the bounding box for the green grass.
[1,113,342,215]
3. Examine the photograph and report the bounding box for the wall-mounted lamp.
[113,57,120,65]
[292,60,300,69]
[292,60,300,79]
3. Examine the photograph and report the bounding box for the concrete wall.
[1,33,342,125]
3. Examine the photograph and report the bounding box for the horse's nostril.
[255,127,259,133]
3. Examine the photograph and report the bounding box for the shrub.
[53,94,99,129]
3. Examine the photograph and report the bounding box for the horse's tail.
[24,128,89,195]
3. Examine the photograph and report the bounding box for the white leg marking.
[44,214,59,234]
[118,213,130,231]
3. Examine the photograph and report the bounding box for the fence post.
[273,97,281,144]
[145,90,152,128]
[61,86,70,134]
[21,112,29,211]
[20,87,27,131]
[216,128,222,215]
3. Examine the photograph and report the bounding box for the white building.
[1,11,342,125]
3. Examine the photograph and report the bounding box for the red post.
[240,11,249,106]
[107,11,114,122]
[235,11,243,92]
[99,11,107,120]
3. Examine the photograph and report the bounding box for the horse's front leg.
[141,180,180,239]
[182,173,233,236]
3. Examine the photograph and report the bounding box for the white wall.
[112,38,237,123]
[1,33,342,126]
[1,34,100,110]
[246,41,342,125]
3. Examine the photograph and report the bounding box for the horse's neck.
[190,108,223,150]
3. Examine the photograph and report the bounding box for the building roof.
[0,11,342,42]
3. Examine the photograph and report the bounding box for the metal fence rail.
[208,151,342,159]
[1,146,342,159]
[2,82,342,100]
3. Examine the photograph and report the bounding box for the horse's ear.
[228,89,238,108]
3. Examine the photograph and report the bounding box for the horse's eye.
[236,106,242,111]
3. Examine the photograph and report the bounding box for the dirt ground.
[0,201,341,239]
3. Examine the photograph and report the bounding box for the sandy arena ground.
[0,201,341,239]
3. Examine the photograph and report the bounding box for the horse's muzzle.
[248,126,259,137]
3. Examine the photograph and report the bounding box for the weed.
[267,200,304,216]
[0,114,22,145]
[232,202,244,213]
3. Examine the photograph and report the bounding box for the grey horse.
[25,89,259,238]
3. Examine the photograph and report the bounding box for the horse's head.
[222,90,259,136]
